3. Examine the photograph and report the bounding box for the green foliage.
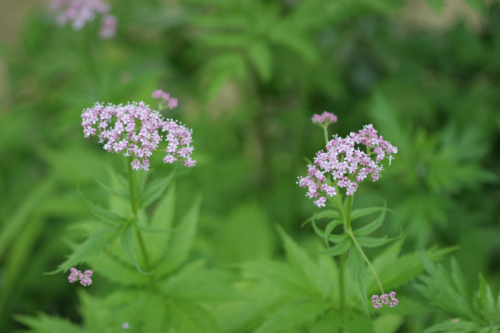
[415,257,500,332]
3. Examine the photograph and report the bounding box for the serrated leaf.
[15,313,86,333]
[324,220,343,246]
[147,182,176,265]
[451,258,469,302]
[348,245,368,311]
[139,167,177,208]
[478,274,497,322]
[424,320,481,333]
[356,234,399,248]
[156,194,202,276]
[248,41,272,81]
[350,205,386,221]
[121,224,153,275]
[316,238,352,256]
[50,225,124,274]
[132,219,174,233]
[353,202,386,236]
[95,177,129,200]
[253,300,329,333]
[78,186,127,226]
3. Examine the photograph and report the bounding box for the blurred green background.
[0,0,499,332]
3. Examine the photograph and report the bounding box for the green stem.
[348,231,384,294]
[127,157,158,292]
[323,125,329,145]
[345,195,353,231]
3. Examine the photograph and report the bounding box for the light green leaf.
[147,182,176,265]
[248,41,272,81]
[353,202,387,236]
[310,311,342,333]
[139,167,177,208]
[324,220,343,246]
[373,313,403,333]
[253,300,329,333]
[316,210,343,220]
[356,234,399,248]
[347,245,368,311]
[156,194,202,276]
[132,219,174,233]
[95,177,129,200]
[350,205,386,221]
[121,224,153,275]
[170,299,220,333]
[316,238,351,256]
[478,274,497,322]
[15,313,86,333]
[345,309,374,333]
[50,225,123,274]
[424,320,482,333]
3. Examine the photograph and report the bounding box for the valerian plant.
[16,91,243,332]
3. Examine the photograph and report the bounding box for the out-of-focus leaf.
[316,238,351,256]
[464,0,485,13]
[253,300,329,333]
[423,320,481,333]
[15,313,86,333]
[353,202,387,236]
[248,41,272,82]
[425,0,445,14]
[50,225,124,274]
[139,167,176,208]
[170,299,220,333]
[347,245,368,311]
[155,194,202,276]
[373,313,403,333]
[268,22,318,64]
[121,224,153,275]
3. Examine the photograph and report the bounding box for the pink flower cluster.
[372,291,398,308]
[81,93,196,171]
[68,267,93,286]
[311,111,337,125]
[297,124,397,207]
[50,0,117,39]
[152,90,178,109]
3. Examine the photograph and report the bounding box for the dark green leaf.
[316,238,352,256]
[139,167,177,208]
[348,245,368,311]
[353,202,387,236]
[170,299,220,333]
[121,224,153,275]
[248,41,272,81]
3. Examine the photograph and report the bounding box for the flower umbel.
[81,91,196,170]
[372,291,398,308]
[297,121,397,207]
[152,89,178,110]
[311,111,338,126]
[68,267,93,287]
[50,0,117,39]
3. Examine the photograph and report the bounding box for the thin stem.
[348,231,384,294]
[322,125,329,145]
[345,195,353,231]
[127,157,158,292]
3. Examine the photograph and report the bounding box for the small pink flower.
[99,14,117,39]
[152,89,178,110]
[81,92,195,170]
[372,291,398,309]
[68,267,93,287]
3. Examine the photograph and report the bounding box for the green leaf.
[353,202,387,236]
[316,209,342,220]
[147,182,176,265]
[423,320,482,333]
[356,234,399,248]
[347,245,368,311]
[373,313,403,333]
[170,299,220,333]
[345,309,374,333]
[310,311,342,333]
[248,41,272,81]
[78,185,127,226]
[269,22,318,63]
[95,177,129,200]
[324,220,343,246]
[253,300,329,333]
[132,219,174,233]
[139,167,177,208]
[350,205,386,221]
[121,224,153,275]
[50,225,123,274]
[425,0,445,14]
[316,238,352,256]
[156,194,202,276]
[478,274,497,322]
[15,313,86,333]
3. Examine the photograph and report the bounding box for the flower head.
[81,92,195,171]
[50,0,117,39]
[68,267,93,287]
[152,89,178,110]
[312,111,337,126]
[372,292,398,309]
[297,123,397,207]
